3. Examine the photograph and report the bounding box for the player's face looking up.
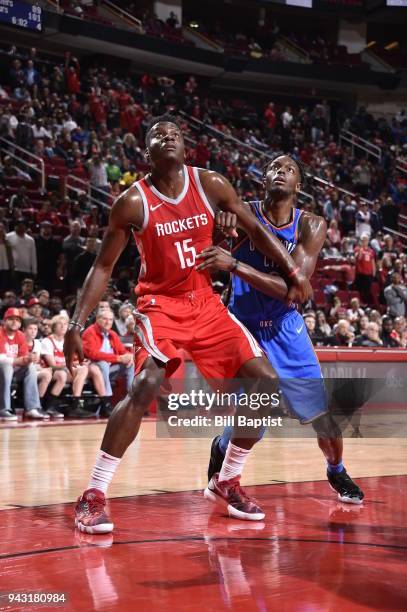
[263,155,301,198]
[146,122,185,165]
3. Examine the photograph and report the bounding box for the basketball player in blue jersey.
[197,154,364,504]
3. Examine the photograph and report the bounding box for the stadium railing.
[0,137,45,192]
[64,174,111,210]
[339,129,382,161]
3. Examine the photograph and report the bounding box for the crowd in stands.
[0,44,405,419]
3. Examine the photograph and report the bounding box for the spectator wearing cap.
[6,221,37,289]
[0,308,48,421]
[384,272,407,318]
[82,309,134,412]
[35,221,62,290]
[27,297,43,319]
[354,234,376,304]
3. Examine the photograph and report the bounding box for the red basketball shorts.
[133,287,262,378]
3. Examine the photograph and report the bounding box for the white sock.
[88,450,121,495]
[218,442,251,482]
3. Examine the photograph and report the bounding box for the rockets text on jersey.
[132,165,215,297]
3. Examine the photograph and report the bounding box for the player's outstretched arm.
[198,213,326,303]
[197,170,312,302]
[63,189,143,374]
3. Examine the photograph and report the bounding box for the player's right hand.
[64,328,84,377]
[215,211,238,238]
[287,270,313,304]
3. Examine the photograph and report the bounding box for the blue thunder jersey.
[229,202,302,323]
[228,201,327,423]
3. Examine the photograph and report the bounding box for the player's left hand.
[196,246,237,272]
[215,211,238,238]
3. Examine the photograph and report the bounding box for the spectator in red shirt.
[195,135,211,168]
[0,308,48,421]
[354,234,376,304]
[36,200,62,226]
[82,309,134,406]
[264,102,276,139]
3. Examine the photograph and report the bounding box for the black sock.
[46,394,60,410]
[71,397,81,411]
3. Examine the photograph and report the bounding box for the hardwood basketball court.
[1,419,407,611]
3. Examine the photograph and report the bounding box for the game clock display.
[0,0,42,32]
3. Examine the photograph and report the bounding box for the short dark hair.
[23,317,39,330]
[263,154,308,189]
[145,114,181,147]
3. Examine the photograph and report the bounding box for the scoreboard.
[0,0,42,32]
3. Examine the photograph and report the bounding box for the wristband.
[288,266,300,279]
[230,259,238,272]
[69,320,85,333]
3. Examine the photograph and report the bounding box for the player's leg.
[204,354,279,521]
[75,357,165,534]
[312,414,364,504]
[192,294,279,520]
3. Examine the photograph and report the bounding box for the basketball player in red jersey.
[64,115,311,533]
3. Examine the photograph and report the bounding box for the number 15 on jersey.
[174,239,196,269]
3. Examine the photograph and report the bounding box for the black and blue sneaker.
[327,468,364,504]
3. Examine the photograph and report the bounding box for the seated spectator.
[315,310,331,337]
[389,316,407,348]
[353,322,382,347]
[23,317,61,417]
[37,289,51,317]
[19,277,35,304]
[41,315,107,418]
[321,238,341,259]
[120,164,138,188]
[27,297,43,319]
[304,313,325,346]
[325,319,355,347]
[113,302,134,337]
[381,316,399,348]
[0,290,17,319]
[384,272,407,318]
[346,297,364,324]
[327,219,341,248]
[0,308,48,421]
[38,318,52,339]
[82,309,134,413]
[354,314,369,339]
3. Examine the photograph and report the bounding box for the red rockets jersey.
[133,165,215,297]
